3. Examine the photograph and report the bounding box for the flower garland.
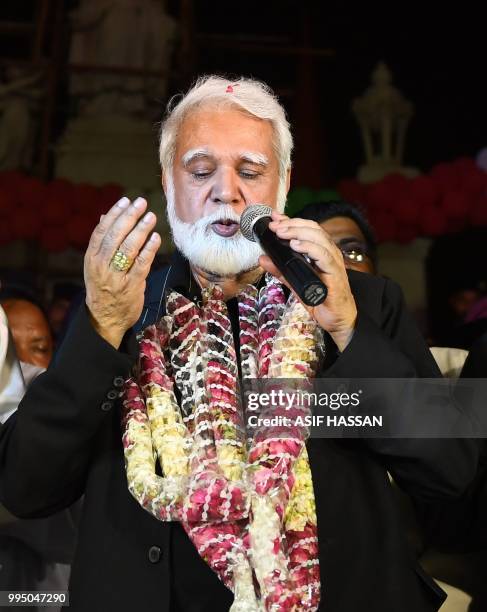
[121,275,323,610]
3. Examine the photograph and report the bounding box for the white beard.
[164,177,287,277]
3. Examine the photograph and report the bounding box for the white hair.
[159,75,293,180]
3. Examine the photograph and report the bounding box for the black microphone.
[240,205,327,306]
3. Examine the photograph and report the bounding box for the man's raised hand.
[84,197,161,349]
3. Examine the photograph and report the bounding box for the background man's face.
[1,299,53,369]
[171,106,282,227]
[320,216,374,274]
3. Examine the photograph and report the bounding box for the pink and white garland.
[121,276,322,610]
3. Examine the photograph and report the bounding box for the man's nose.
[211,168,243,206]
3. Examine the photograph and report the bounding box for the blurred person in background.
[296,200,377,274]
[448,288,481,327]
[426,229,487,348]
[46,282,83,345]
[0,293,76,611]
[446,294,487,351]
[0,303,24,430]
[0,287,53,382]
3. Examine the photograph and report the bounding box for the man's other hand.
[260,211,357,352]
[84,197,161,349]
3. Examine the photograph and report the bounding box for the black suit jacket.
[0,252,478,611]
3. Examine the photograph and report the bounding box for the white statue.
[69,0,177,116]
[0,67,42,171]
[352,62,418,183]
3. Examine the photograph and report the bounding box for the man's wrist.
[86,310,124,350]
[95,327,124,350]
[330,321,356,353]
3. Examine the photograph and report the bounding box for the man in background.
[296,200,376,274]
[1,289,53,378]
[0,296,75,612]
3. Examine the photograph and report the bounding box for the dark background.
[192,2,486,180]
[1,1,485,185]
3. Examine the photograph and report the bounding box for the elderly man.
[0,76,477,612]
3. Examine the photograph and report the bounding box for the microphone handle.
[253,217,328,306]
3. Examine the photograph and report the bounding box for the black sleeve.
[324,277,479,502]
[0,305,134,519]
[325,277,440,378]
[412,442,487,553]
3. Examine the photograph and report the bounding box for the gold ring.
[111,250,133,272]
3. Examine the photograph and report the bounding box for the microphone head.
[240,204,274,242]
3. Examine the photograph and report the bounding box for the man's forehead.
[175,107,276,161]
[321,217,366,241]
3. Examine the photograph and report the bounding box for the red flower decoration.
[0,191,13,214]
[337,178,366,204]
[11,206,41,240]
[368,210,397,242]
[67,214,96,249]
[469,196,487,226]
[98,183,124,212]
[382,173,410,194]
[430,162,461,194]
[17,176,47,210]
[40,226,70,252]
[419,208,447,236]
[73,183,101,214]
[461,167,487,197]
[442,191,470,219]
[367,182,396,211]
[409,176,439,208]
[43,198,71,226]
[0,216,11,246]
[395,197,420,225]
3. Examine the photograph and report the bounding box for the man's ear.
[161,172,167,196]
[285,167,291,195]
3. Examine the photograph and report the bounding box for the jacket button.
[148,545,162,563]
[107,389,119,400]
[113,376,125,388]
[101,401,113,412]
